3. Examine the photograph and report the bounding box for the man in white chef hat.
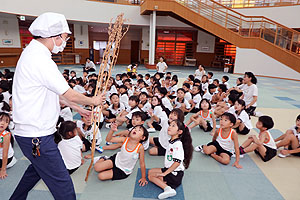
[10,12,104,200]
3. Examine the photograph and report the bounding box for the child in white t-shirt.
[148,120,193,199]
[173,88,191,114]
[232,99,253,135]
[194,65,206,80]
[156,57,168,75]
[56,121,83,174]
[147,96,168,133]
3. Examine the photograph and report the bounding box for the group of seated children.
[1,63,300,199]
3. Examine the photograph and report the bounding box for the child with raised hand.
[102,111,149,151]
[147,96,168,133]
[239,116,276,162]
[186,99,216,135]
[148,119,193,199]
[149,109,184,156]
[196,113,242,169]
[275,114,300,158]
[94,124,148,186]
[56,121,84,174]
[232,99,253,135]
[0,112,16,179]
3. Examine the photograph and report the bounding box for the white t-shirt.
[58,135,83,170]
[120,93,129,109]
[203,92,213,102]
[242,84,258,107]
[76,120,101,146]
[108,103,126,116]
[126,107,141,120]
[60,107,73,122]
[174,98,191,110]
[2,91,11,105]
[85,61,96,70]
[13,39,70,137]
[237,110,253,130]
[73,85,86,94]
[193,94,202,109]
[140,102,152,113]
[164,139,185,171]
[153,106,168,121]
[201,83,208,92]
[170,85,178,96]
[157,62,167,73]
[223,82,230,90]
[159,119,171,149]
[162,97,173,111]
[194,69,205,80]
[184,92,192,102]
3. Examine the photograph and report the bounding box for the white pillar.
[149,14,153,65]
[149,10,156,65]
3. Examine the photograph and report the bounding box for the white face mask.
[51,37,67,54]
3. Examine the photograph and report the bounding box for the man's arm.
[62,88,105,106]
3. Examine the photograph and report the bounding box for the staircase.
[140,0,300,73]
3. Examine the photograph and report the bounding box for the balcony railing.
[89,0,141,5]
[211,0,300,8]
[173,0,300,55]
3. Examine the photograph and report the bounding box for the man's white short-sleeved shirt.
[12,40,69,137]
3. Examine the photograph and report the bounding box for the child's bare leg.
[211,153,230,165]
[241,137,254,149]
[98,169,113,180]
[202,145,217,155]
[276,134,298,149]
[243,143,259,153]
[94,159,113,172]
[238,123,246,132]
[275,130,293,142]
[198,118,208,130]
[149,137,155,145]
[149,147,158,156]
[148,168,167,189]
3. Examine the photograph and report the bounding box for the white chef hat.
[29,12,71,38]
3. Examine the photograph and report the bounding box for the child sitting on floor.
[148,120,193,199]
[195,112,242,168]
[239,116,277,162]
[56,121,84,174]
[275,114,300,158]
[94,124,148,185]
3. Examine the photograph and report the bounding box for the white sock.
[164,186,172,191]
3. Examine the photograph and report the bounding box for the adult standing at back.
[156,57,168,78]
[194,64,206,80]
[242,72,258,116]
[10,12,105,200]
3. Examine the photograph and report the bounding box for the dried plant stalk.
[85,13,129,182]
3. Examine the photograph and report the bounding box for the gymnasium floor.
[1,64,300,200]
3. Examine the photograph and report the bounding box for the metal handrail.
[211,0,300,8]
[171,0,300,55]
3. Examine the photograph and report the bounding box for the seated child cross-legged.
[148,120,193,199]
[94,124,148,185]
[186,99,216,135]
[239,116,277,162]
[275,114,300,158]
[195,112,242,168]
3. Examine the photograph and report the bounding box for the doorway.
[131,41,140,63]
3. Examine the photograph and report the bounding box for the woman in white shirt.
[242,72,258,116]
[84,58,96,72]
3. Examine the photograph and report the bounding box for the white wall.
[234,47,300,80]
[120,29,142,49]
[234,5,300,28]
[1,0,192,28]
[0,16,20,48]
[141,27,149,50]
[74,24,89,49]
[196,30,215,53]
